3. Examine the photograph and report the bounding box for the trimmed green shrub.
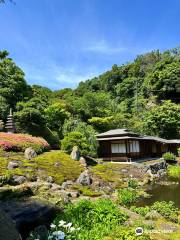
[178,147,180,157]
[168,166,180,179]
[61,131,90,156]
[162,152,176,161]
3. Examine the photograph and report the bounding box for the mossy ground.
[0,150,83,185]
[72,184,102,197]
[91,162,145,188]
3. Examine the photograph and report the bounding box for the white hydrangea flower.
[53,230,65,240]
[50,223,56,228]
[63,222,72,228]
[69,227,76,232]
[58,220,66,226]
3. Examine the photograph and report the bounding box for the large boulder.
[61,180,74,190]
[24,147,37,160]
[10,175,27,185]
[0,199,58,239]
[79,157,87,168]
[7,161,20,170]
[0,210,21,240]
[76,170,92,186]
[70,146,80,160]
[46,176,54,183]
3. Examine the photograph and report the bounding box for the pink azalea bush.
[0,132,50,153]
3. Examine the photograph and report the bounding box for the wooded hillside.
[0,47,180,156]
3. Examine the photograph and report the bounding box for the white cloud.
[83,39,128,54]
[20,63,98,89]
[83,39,156,56]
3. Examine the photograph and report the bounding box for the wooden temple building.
[97,129,180,161]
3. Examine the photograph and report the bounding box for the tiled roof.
[96,129,180,144]
[142,136,180,144]
[96,129,138,137]
[97,136,142,141]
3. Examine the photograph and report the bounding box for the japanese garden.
[0,1,180,240]
[0,46,180,240]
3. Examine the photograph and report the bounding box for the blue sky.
[0,0,179,90]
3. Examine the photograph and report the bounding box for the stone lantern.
[5,109,15,133]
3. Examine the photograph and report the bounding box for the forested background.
[0,48,180,156]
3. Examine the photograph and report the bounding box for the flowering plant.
[0,132,50,153]
[28,220,80,240]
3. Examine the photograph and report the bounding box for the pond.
[137,176,180,208]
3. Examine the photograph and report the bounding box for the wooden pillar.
[126,140,130,157]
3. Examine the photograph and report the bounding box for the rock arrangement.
[141,160,167,180]
[76,170,92,186]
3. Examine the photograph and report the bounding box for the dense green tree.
[31,85,52,104]
[116,77,142,101]
[53,88,74,100]
[0,96,9,120]
[14,97,46,131]
[142,101,180,139]
[72,92,113,121]
[0,50,31,108]
[45,102,70,135]
[88,116,114,132]
[143,61,180,101]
